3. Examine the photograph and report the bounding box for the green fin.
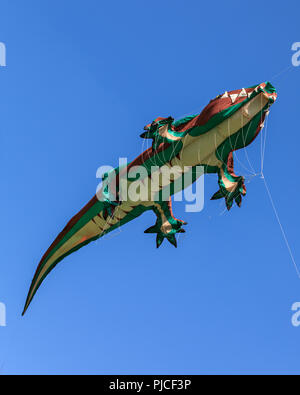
[211,190,224,200]
[156,234,164,248]
[144,225,159,234]
[235,195,242,207]
[226,196,234,211]
[166,234,177,248]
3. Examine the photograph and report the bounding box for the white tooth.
[260,122,265,128]
[247,92,252,98]
[221,91,229,98]
[230,94,239,103]
[239,88,247,97]
[265,110,270,116]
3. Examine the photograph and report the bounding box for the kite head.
[198,81,277,151]
[238,81,277,145]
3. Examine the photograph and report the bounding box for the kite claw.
[145,218,186,248]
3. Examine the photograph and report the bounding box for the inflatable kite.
[23,81,277,314]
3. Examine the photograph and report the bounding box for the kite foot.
[144,219,186,248]
[211,176,246,210]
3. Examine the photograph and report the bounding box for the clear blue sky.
[1,0,300,374]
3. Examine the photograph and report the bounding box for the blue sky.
[1,0,300,374]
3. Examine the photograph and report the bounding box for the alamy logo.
[0,302,6,327]
[0,42,6,67]
[291,42,300,67]
[291,302,300,327]
[96,158,205,213]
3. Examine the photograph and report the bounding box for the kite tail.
[22,195,108,315]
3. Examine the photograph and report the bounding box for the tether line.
[261,175,300,279]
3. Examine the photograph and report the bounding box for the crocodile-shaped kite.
[23,81,277,314]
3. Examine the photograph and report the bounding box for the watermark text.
[0,42,6,67]
[291,42,300,67]
[0,302,6,327]
[96,158,204,213]
[291,302,300,327]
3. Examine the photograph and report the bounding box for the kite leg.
[144,198,187,248]
[211,152,246,210]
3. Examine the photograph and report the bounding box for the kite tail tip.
[21,297,31,316]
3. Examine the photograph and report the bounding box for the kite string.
[257,93,300,279]
[221,92,300,280]
[270,65,293,82]
[240,118,257,176]
[259,89,272,177]
[260,112,269,175]
[227,116,257,176]
[261,174,300,279]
